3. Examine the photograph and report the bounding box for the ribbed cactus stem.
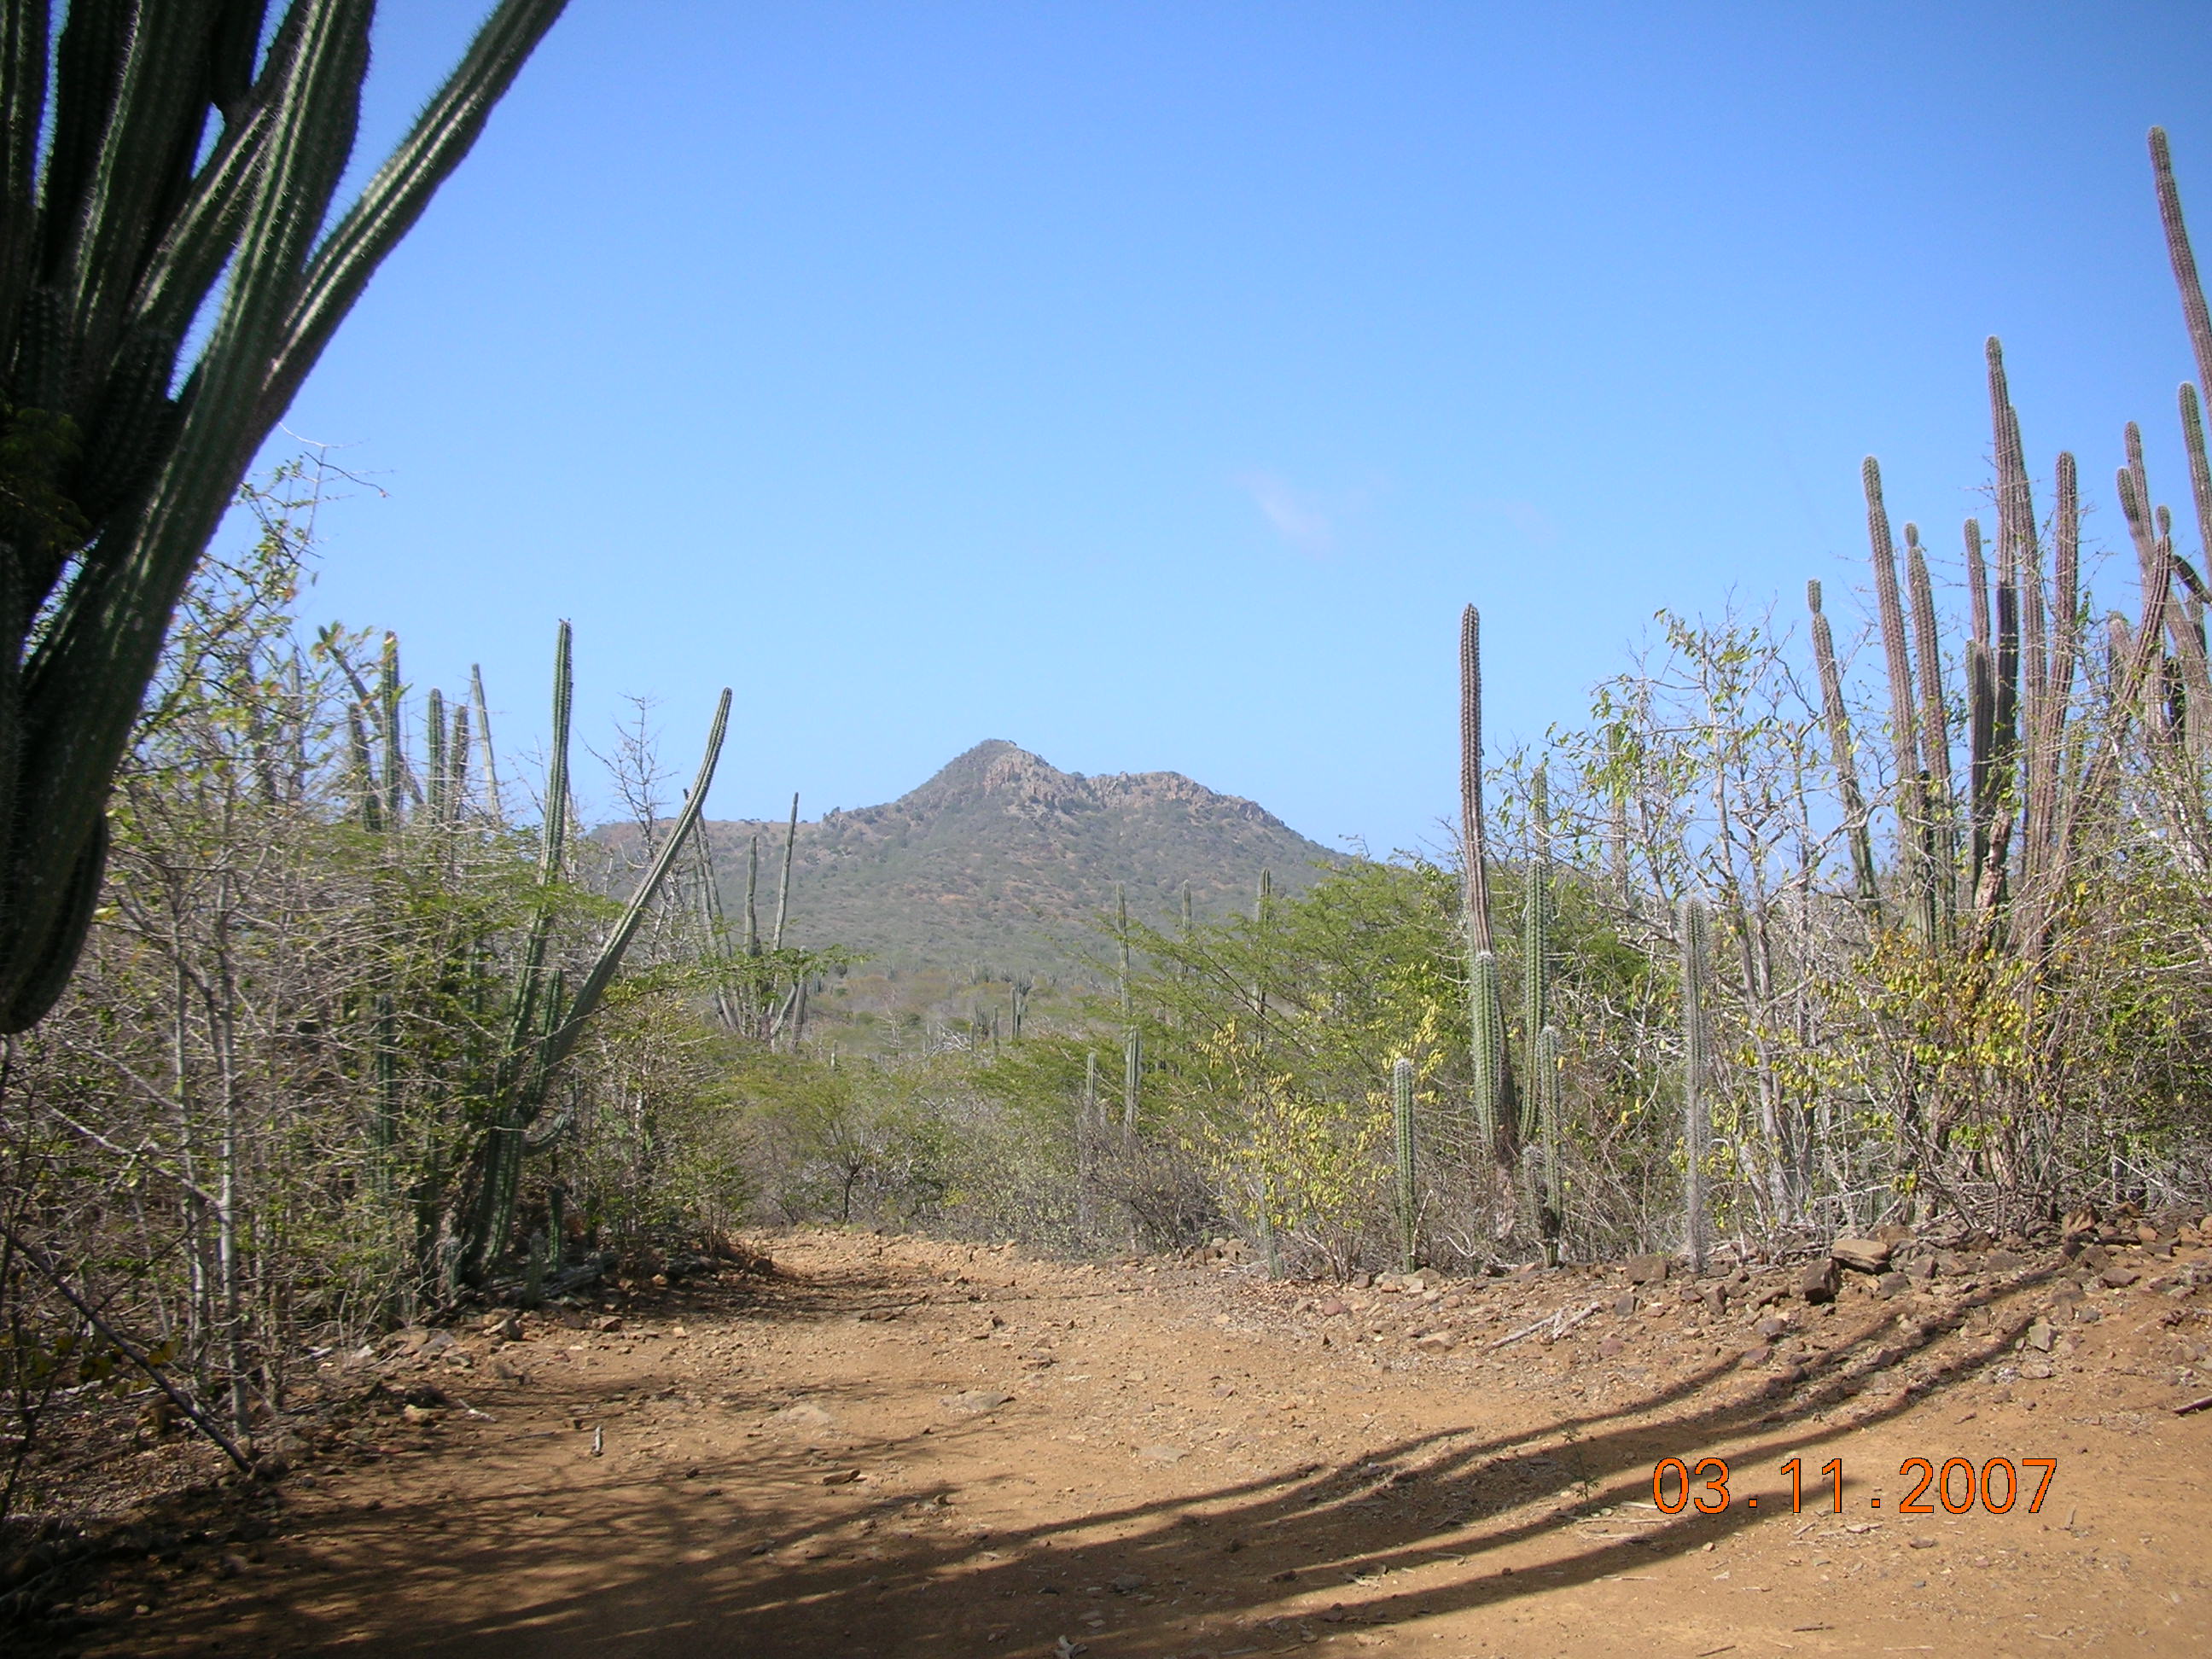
[1905,526,1956,932]
[1681,896,1710,1276]
[2152,128,2212,400]
[1519,765,1551,1144]
[1536,1024,1563,1227]
[1470,950,1504,1156]
[1392,1056,1417,1273]
[1806,579,1881,918]
[1865,457,1931,934]
[379,632,405,829]
[469,664,502,822]
[1460,605,1514,1158]
[1118,883,1132,1017]
[1122,1028,1141,1138]
[771,792,798,951]
[449,701,473,823]
[744,834,761,958]
[426,687,448,826]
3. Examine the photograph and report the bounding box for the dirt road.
[44,1228,2212,1656]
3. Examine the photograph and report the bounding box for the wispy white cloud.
[1235,470,1339,556]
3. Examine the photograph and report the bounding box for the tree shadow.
[120,1254,2075,1656]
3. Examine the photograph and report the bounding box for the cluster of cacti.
[1818,130,2212,970]
[0,2,566,1032]
[1458,608,1571,1260]
[454,621,731,1282]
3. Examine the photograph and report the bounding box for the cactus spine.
[1680,895,1711,1276]
[1392,1056,1417,1272]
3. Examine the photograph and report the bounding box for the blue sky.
[264,1,2212,857]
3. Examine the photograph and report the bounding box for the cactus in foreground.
[1392,1057,1417,1273]
[0,3,568,1030]
[1680,895,1711,1276]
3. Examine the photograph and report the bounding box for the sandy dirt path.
[50,1228,2212,1657]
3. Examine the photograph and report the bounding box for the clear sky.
[262,1,2212,858]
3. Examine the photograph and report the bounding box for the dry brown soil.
[49,1228,2212,1656]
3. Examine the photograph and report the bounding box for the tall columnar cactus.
[771,792,799,950]
[1518,765,1552,1144]
[1470,948,1505,1153]
[1904,523,1958,931]
[0,2,568,1030]
[1864,457,1930,935]
[469,664,502,824]
[2154,127,2212,402]
[1122,1028,1142,1138]
[1459,606,1515,1159]
[1805,579,1881,918]
[1680,895,1710,1276]
[1391,1056,1417,1273]
[1534,1023,1563,1261]
[459,621,732,1278]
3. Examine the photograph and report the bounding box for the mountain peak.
[705,742,1339,976]
[900,740,1074,806]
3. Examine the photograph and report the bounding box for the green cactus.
[1470,949,1505,1155]
[425,687,448,826]
[1680,895,1710,1275]
[460,621,732,1278]
[772,793,799,950]
[1905,523,1958,934]
[1519,766,1552,1144]
[1392,1056,1417,1273]
[469,664,502,822]
[1459,606,1516,1161]
[1806,579,1881,918]
[1122,1028,1142,1138]
[0,3,568,1029]
[1534,1023,1563,1238]
[2152,128,2212,399]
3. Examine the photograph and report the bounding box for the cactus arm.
[1805,579,1881,918]
[469,663,502,822]
[537,687,732,1081]
[0,0,49,335]
[1459,605,1516,1156]
[262,0,569,428]
[60,0,229,373]
[1519,765,1551,1144]
[3,0,375,1027]
[2152,127,2212,401]
[771,791,798,950]
[1905,527,1957,929]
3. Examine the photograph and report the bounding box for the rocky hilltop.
[700,741,1341,979]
